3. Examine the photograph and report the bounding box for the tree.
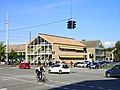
[0,42,6,62]
[9,49,18,65]
[113,41,120,61]
[105,47,113,52]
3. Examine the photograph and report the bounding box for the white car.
[76,62,88,67]
[48,64,70,74]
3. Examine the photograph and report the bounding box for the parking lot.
[0,66,120,90]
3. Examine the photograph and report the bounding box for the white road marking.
[80,84,86,86]
[60,82,65,83]
[71,89,77,90]
[63,87,70,90]
[107,89,114,90]
[0,88,8,90]
[67,83,71,84]
[97,87,104,89]
[89,85,95,88]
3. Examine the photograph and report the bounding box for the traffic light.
[67,20,76,29]
[73,21,76,29]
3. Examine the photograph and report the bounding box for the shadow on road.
[48,78,120,90]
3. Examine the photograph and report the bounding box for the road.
[0,66,120,90]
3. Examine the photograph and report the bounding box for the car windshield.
[112,65,120,69]
[93,62,98,65]
[51,64,60,67]
[62,64,69,68]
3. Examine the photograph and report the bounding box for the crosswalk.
[0,74,117,90]
[0,88,8,90]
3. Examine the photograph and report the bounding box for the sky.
[0,0,120,47]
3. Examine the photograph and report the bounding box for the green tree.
[113,41,120,61]
[105,47,113,52]
[9,49,18,65]
[0,42,6,62]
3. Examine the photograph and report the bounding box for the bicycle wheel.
[42,74,47,82]
[36,75,40,82]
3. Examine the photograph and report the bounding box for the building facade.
[8,44,25,59]
[26,33,87,64]
[80,40,105,61]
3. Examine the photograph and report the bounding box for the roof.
[39,33,85,47]
[80,40,103,48]
[8,44,25,52]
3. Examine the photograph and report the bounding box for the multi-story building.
[80,40,105,61]
[7,44,26,61]
[105,51,114,61]
[26,33,87,64]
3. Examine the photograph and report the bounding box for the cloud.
[25,1,69,14]
[102,41,116,48]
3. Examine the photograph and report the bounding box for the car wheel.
[59,70,62,74]
[48,70,51,73]
[106,73,111,78]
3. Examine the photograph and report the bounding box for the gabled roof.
[80,40,104,48]
[39,33,85,47]
[8,44,25,52]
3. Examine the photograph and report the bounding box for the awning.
[59,55,84,58]
[59,46,83,50]
[76,48,83,50]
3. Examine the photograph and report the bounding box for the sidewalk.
[0,64,8,68]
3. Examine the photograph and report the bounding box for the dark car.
[99,61,111,68]
[105,65,120,77]
[19,63,30,69]
[87,62,100,69]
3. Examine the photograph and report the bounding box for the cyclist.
[35,64,45,81]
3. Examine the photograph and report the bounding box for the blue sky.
[0,0,120,47]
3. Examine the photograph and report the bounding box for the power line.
[0,34,29,38]
[0,18,68,32]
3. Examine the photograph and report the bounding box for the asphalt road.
[0,66,120,90]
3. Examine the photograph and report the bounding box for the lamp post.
[5,13,9,65]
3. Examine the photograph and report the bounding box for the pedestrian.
[70,61,73,68]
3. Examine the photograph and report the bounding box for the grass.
[101,64,114,69]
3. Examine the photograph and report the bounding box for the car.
[87,62,100,69]
[105,65,120,77]
[75,62,88,68]
[19,62,30,69]
[74,61,90,68]
[99,61,111,68]
[48,63,70,74]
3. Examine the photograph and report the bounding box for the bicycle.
[36,73,48,82]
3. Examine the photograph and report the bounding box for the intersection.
[0,66,120,90]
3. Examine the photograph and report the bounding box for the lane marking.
[97,87,104,89]
[71,89,77,90]
[107,89,114,90]
[80,84,86,86]
[0,88,8,90]
[63,87,70,90]
[89,85,95,88]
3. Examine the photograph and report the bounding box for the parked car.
[105,64,120,77]
[74,61,90,68]
[48,63,70,74]
[99,61,111,68]
[19,62,30,69]
[87,62,100,69]
[75,62,88,67]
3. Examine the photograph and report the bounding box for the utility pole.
[29,31,31,64]
[5,13,9,65]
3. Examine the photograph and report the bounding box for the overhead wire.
[0,34,29,38]
[0,18,69,32]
